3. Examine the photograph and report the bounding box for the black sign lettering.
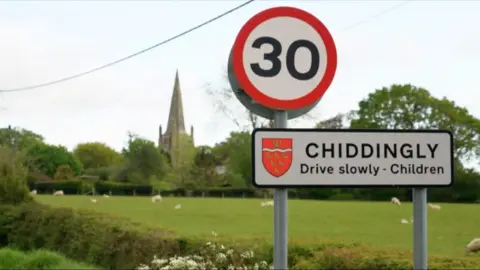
[250,36,320,80]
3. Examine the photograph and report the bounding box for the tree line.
[2,84,479,202]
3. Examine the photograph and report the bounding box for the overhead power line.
[0,0,256,93]
[0,0,411,93]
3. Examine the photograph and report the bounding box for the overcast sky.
[0,1,478,167]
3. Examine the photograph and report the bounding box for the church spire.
[165,69,186,134]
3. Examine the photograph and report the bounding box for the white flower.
[206,242,212,246]
[216,252,227,263]
[186,259,198,268]
[226,249,234,256]
[220,244,225,250]
[253,263,259,270]
[227,265,235,270]
[193,255,203,261]
[240,250,254,259]
[259,261,268,268]
[136,264,150,270]
[152,255,168,267]
[212,231,218,237]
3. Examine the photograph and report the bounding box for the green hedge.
[34,181,85,195]
[0,203,189,269]
[95,181,152,196]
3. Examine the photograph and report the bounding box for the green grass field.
[36,195,480,257]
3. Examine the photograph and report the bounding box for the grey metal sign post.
[273,110,288,269]
[413,188,427,269]
[229,6,337,269]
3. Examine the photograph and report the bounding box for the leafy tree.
[168,134,196,188]
[117,133,168,184]
[27,143,83,178]
[73,142,123,170]
[0,146,32,204]
[349,84,480,161]
[54,164,74,181]
[315,113,348,129]
[213,131,252,187]
[192,146,219,187]
[0,126,44,150]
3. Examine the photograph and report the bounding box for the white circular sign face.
[243,17,328,100]
[232,7,337,110]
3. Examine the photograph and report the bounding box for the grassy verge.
[0,247,97,269]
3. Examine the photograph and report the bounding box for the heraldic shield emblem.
[262,138,293,177]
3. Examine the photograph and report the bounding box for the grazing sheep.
[391,197,401,206]
[53,190,64,196]
[428,203,441,210]
[91,199,97,203]
[151,194,162,203]
[174,204,182,209]
[30,190,37,195]
[400,218,409,224]
[465,238,480,254]
[260,200,274,207]
[103,194,110,198]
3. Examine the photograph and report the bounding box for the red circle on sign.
[232,6,337,110]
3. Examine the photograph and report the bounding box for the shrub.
[0,147,32,204]
[0,248,97,269]
[34,180,83,195]
[94,181,153,196]
[54,165,74,181]
[84,166,115,181]
[0,203,180,269]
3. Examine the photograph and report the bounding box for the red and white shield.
[262,138,293,177]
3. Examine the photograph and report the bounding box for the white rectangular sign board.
[252,129,454,187]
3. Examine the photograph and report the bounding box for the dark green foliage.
[116,134,168,184]
[0,147,32,205]
[34,181,84,195]
[26,143,83,178]
[83,167,114,181]
[0,203,191,269]
[73,142,123,170]
[95,181,153,196]
[0,127,44,151]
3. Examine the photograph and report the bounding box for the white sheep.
[391,197,401,206]
[30,190,37,195]
[428,203,441,210]
[91,198,97,203]
[400,218,409,224]
[53,190,64,196]
[260,200,274,207]
[465,238,480,254]
[174,204,182,209]
[151,194,162,203]
[103,194,110,198]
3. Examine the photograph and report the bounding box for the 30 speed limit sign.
[232,6,337,110]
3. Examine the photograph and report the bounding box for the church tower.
[158,70,194,161]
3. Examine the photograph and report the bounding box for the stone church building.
[158,70,195,165]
